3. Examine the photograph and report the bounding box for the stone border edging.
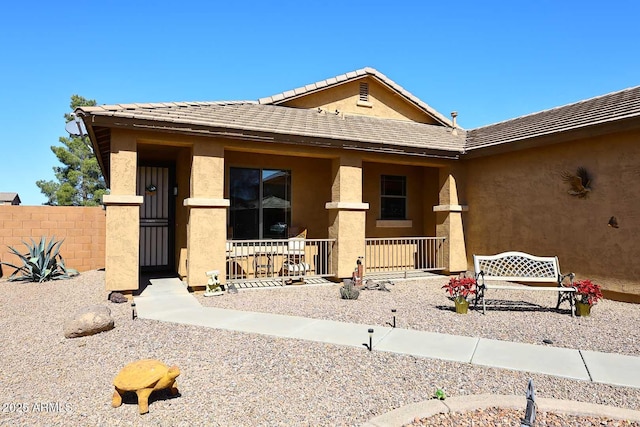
[363,394,640,427]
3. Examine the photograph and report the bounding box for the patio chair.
[226,241,247,279]
[282,236,311,280]
[253,252,274,278]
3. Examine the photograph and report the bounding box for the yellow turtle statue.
[111,359,180,414]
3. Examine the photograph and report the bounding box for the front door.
[137,165,175,272]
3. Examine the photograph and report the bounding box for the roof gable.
[259,67,455,127]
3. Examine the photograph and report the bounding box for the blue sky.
[1,0,639,205]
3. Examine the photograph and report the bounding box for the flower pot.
[454,298,469,314]
[575,301,592,317]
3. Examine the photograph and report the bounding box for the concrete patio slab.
[581,350,640,389]
[472,338,590,380]
[374,328,479,363]
[143,278,189,295]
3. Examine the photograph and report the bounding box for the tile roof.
[77,102,466,154]
[77,70,640,178]
[466,85,640,150]
[258,67,455,128]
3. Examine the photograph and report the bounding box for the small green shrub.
[433,388,446,400]
[1,237,79,282]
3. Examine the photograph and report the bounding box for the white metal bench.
[473,251,576,317]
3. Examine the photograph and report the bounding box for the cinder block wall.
[0,206,106,276]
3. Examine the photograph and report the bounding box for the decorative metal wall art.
[561,167,592,198]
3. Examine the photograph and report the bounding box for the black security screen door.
[229,167,291,239]
[137,165,175,271]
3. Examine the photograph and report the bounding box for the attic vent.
[359,82,369,102]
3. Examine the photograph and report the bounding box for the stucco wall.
[0,206,105,276]
[363,162,439,238]
[465,128,640,300]
[281,77,439,124]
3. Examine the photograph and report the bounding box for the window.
[380,175,406,220]
[229,168,291,239]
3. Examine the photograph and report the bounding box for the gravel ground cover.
[198,277,640,356]
[0,271,639,426]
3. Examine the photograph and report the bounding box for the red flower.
[443,276,477,302]
[574,279,603,305]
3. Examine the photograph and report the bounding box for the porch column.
[434,166,468,273]
[102,131,143,292]
[326,155,369,278]
[184,140,228,288]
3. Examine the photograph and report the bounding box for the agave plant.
[1,237,79,282]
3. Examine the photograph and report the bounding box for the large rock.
[64,305,114,338]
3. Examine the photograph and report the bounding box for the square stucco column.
[434,166,468,274]
[326,156,369,278]
[103,131,142,291]
[184,141,228,288]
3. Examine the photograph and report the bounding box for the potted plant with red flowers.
[574,279,603,317]
[442,276,477,314]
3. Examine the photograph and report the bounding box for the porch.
[225,236,447,286]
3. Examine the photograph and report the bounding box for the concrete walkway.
[134,278,640,390]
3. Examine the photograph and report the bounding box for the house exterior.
[0,193,21,205]
[76,68,640,302]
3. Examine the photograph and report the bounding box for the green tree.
[37,95,108,206]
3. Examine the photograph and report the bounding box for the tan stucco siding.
[104,130,140,291]
[191,141,224,198]
[465,129,640,296]
[363,162,438,238]
[280,78,440,124]
[105,205,139,291]
[435,166,468,273]
[109,130,137,195]
[224,151,331,238]
[175,148,191,277]
[422,168,440,236]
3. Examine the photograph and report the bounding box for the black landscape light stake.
[363,328,374,351]
[131,302,137,320]
[386,309,397,328]
[520,378,537,427]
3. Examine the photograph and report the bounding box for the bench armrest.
[475,270,485,285]
[559,272,575,287]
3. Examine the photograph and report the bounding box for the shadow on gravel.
[435,300,573,316]
[117,388,182,408]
